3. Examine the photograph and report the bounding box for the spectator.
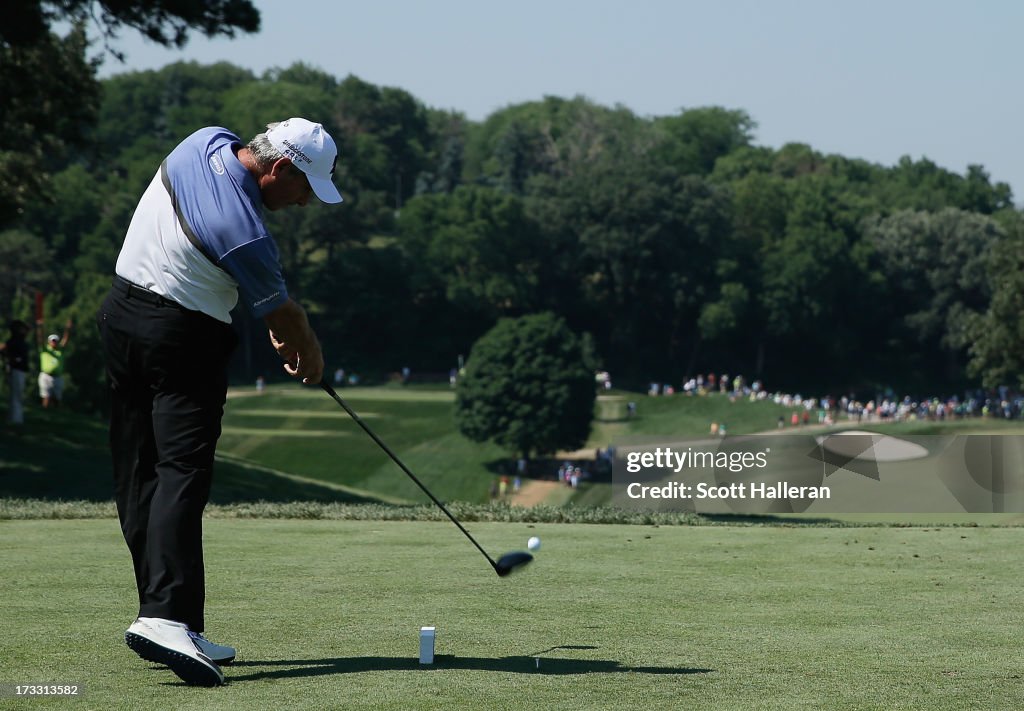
[2,320,30,425]
[37,319,72,408]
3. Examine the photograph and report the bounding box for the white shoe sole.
[131,638,235,666]
[125,632,224,686]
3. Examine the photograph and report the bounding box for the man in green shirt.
[37,320,71,408]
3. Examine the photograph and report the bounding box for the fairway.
[3,518,1023,710]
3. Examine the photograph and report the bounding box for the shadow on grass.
[698,513,844,526]
[0,406,381,505]
[224,655,713,680]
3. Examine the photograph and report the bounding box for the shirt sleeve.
[218,236,290,318]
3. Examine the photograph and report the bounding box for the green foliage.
[966,212,1024,387]
[760,176,853,336]
[456,313,595,458]
[62,273,116,413]
[536,156,734,378]
[464,95,641,191]
[4,49,1021,406]
[0,230,55,319]
[334,75,433,211]
[399,186,550,317]
[220,79,333,142]
[699,282,749,341]
[866,208,1001,347]
[1,0,259,52]
[0,25,99,228]
[654,106,755,174]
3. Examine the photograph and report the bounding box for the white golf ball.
[527,536,541,552]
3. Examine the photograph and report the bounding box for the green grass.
[217,384,509,503]
[0,404,382,505]
[5,385,1022,511]
[590,390,790,444]
[215,385,793,505]
[3,518,1024,710]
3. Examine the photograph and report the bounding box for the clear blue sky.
[94,0,1023,203]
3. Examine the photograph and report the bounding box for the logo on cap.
[280,139,313,166]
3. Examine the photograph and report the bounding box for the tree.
[0,230,55,320]
[398,186,551,317]
[455,313,595,459]
[965,211,1024,387]
[866,208,1000,348]
[536,157,734,380]
[1,1,259,52]
[0,25,99,227]
[333,75,433,211]
[416,110,467,195]
[1,1,260,229]
[654,107,754,175]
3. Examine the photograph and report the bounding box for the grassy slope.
[6,384,1022,509]
[0,399,386,505]
[216,385,795,505]
[3,518,1023,710]
[216,384,510,503]
[1,382,792,505]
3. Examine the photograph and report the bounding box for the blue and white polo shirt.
[115,127,289,323]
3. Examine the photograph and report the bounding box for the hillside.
[1,384,797,505]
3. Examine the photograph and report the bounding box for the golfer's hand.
[271,328,323,384]
[269,329,297,364]
[288,343,324,385]
[263,299,323,384]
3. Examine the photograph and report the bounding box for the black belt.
[113,276,187,310]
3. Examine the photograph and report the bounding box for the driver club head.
[493,551,534,577]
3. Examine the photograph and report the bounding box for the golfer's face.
[264,161,314,210]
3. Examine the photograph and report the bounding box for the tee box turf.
[419,626,435,665]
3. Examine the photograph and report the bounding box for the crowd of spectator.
[654,371,1024,426]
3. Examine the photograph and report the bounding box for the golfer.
[96,118,342,686]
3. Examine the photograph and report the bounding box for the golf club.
[319,380,533,577]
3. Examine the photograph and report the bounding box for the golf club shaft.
[319,380,498,568]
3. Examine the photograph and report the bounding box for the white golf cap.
[265,118,343,204]
[47,334,59,342]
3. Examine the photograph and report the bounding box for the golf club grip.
[318,381,497,566]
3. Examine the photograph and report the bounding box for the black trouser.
[97,278,237,632]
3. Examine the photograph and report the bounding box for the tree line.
[3,58,1023,414]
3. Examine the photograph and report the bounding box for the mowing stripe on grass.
[220,427,350,437]
[223,410,380,419]
[228,386,456,402]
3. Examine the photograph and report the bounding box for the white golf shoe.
[188,631,236,665]
[125,617,224,686]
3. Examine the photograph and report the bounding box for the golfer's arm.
[263,298,321,361]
